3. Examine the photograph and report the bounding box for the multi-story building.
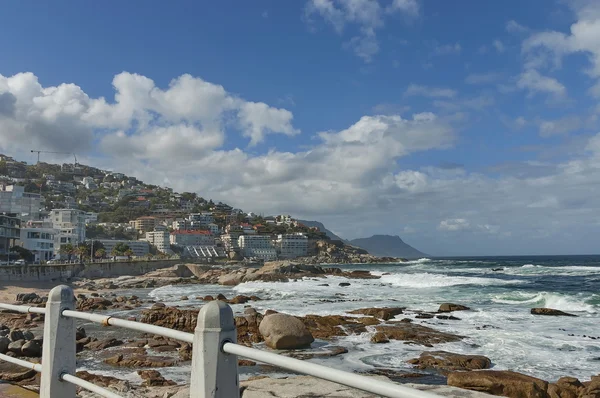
[206,223,220,235]
[82,177,97,190]
[220,232,241,251]
[0,213,20,260]
[170,230,214,247]
[99,239,149,257]
[0,185,42,221]
[132,216,156,233]
[48,209,86,257]
[83,212,99,224]
[238,235,277,261]
[19,221,56,262]
[274,233,308,259]
[189,212,214,226]
[144,229,171,253]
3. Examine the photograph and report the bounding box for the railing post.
[190,301,239,398]
[40,285,76,398]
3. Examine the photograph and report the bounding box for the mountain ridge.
[349,234,428,259]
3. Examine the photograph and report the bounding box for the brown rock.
[347,307,404,320]
[76,371,127,388]
[301,315,366,339]
[21,340,42,357]
[547,377,585,398]
[140,306,199,332]
[407,351,491,372]
[238,359,257,366]
[356,317,380,326]
[447,370,548,398]
[375,323,463,346]
[371,332,389,344]
[202,295,214,301]
[580,375,600,398]
[0,360,38,383]
[229,295,252,304]
[438,303,470,313]
[104,353,176,368]
[531,308,577,317]
[216,294,228,301]
[259,314,314,349]
[85,338,124,351]
[137,370,176,386]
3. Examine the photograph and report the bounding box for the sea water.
[84,256,600,384]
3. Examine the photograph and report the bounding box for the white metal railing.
[0,285,442,398]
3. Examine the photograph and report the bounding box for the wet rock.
[22,331,34,341]
[338,282,351,287]
[318,284,329,286]
[85,338,124,351]
[8,340,25,354]
[438,303,470,313]
[104,353,177,368]
[375,323,463,346]
[216,294,228,301]
[371,332,390,344]
[447,370,548,398]
[357,317,381,326]
[302,315,366,339]
[281,345,348,360]
[202,295,214,301]
[151,302,166,309]
[180,296,189,300]
[416,313,435,319]
[21,340,42,357]
[9,330,24,342]
[137,369,176,386]
[436,315,461,320]
[0,336,10,354]
[76,370,129,389]
[347,307,404,320]
[407,351,491,372]
[259,314,314,349]
[229,295,252,304]
[531,308,577,317]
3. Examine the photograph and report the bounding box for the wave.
[403,258,432,264]
[380,272,523,288]
[492,292,597,313]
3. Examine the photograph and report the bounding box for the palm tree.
[75,244,88,263]
[124,249,134,261]
[59,243,75,261]
[95,248,106,260]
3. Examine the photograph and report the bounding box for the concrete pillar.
[40,285,76,398]
[190,301,239,398]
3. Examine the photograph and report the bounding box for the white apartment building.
[238,235,277,261]
[275,233,308,259]
[19,224,56,262]
[170,230,215,246]
[99,239,150,257]
[82,177,98,190]
[220,232,241,251]
[0,185,42,221]
[144,229,171,253]
[189,212,214,225]
[48,209,86,256]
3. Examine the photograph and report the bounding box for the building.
[189,212,214,226]
[99,239,150,257]
[0,185,42,221]
[170,230,214,247]
[47,209,86,257]
[144,229,171,253]
[18,221,56,262]
[0,213,20,260]
[82,177,97,190]
[274,233,308,259]
[276,215,294,226]
[83,212,99,224]
[206,223,220,235]
[132,216,156,233]
[238,235,277,261]
[220,233,241,251]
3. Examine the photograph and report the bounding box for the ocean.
[80,255,600,384]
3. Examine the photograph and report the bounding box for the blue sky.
[1,0,600,256]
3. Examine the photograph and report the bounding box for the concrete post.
[40,285,76,398]
[190,301,239,398]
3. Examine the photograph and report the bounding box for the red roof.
[171,230,212,235]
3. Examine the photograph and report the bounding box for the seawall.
[0,259,182,282]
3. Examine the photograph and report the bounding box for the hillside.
[297,220,345,241]
[350,235,428,259]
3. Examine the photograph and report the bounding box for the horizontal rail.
[0,303,47,314]
[62,310,194,343]
[0,352,43,372]
[223,343,440,398]
[61,373,123,398]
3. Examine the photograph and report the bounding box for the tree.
[95,248,106,259]
[59,243,75,261]
[75,244,88,262]
[10,246,35,262]
[124,249,134,260]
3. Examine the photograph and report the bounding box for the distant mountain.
[349,235,428,259]
[297,220,345,241]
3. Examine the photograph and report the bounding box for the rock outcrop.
[439,303,471,313]
[531,308,577,317]
[408,351,492,372]
[375,323,463,347]
[448,370,549,398]
[347,307,405,320]
[259,314,314,349]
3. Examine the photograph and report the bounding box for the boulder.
[259,314,314,349]
[8,340,25,354]
[9,330,24,342]
[21,340,42,357]
[580,375,600,398]
[22,331,34,341]
[0,360,37,383]
[0,336,9,354]
[370,332,389,344]
[339,282,351,287]
[104,353,176,368]
[531,308,577,317]
[85,338,124,351]
[180,296,189,300]
[438,303,470,313]
[447,370,548,398]
[407,351,491,372]
[137,369,176,386]
[140,306,199,332]
[347,307,404,320]
[76,370,129,389]
[547,377,585,398]
[375,324,463,346]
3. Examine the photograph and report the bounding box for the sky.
[1,0,600,256]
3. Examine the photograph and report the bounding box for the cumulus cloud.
[305,0,419,61]
[516,69,567,98]
[538,116,582,137]
[438,218,470,231]
[404,84,457,98]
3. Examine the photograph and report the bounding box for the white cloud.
[465,72,502,84]
[305,0,419,62]
[404,84,457,98]
[516,69,567,98]
[432,42,461,56]
[438,218,470,231]
[538,116,581,137]
[493,39,505,53]
[506,20,528,34]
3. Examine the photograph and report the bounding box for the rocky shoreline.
[0,262,597,398]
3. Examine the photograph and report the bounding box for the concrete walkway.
[0,383,38,397]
